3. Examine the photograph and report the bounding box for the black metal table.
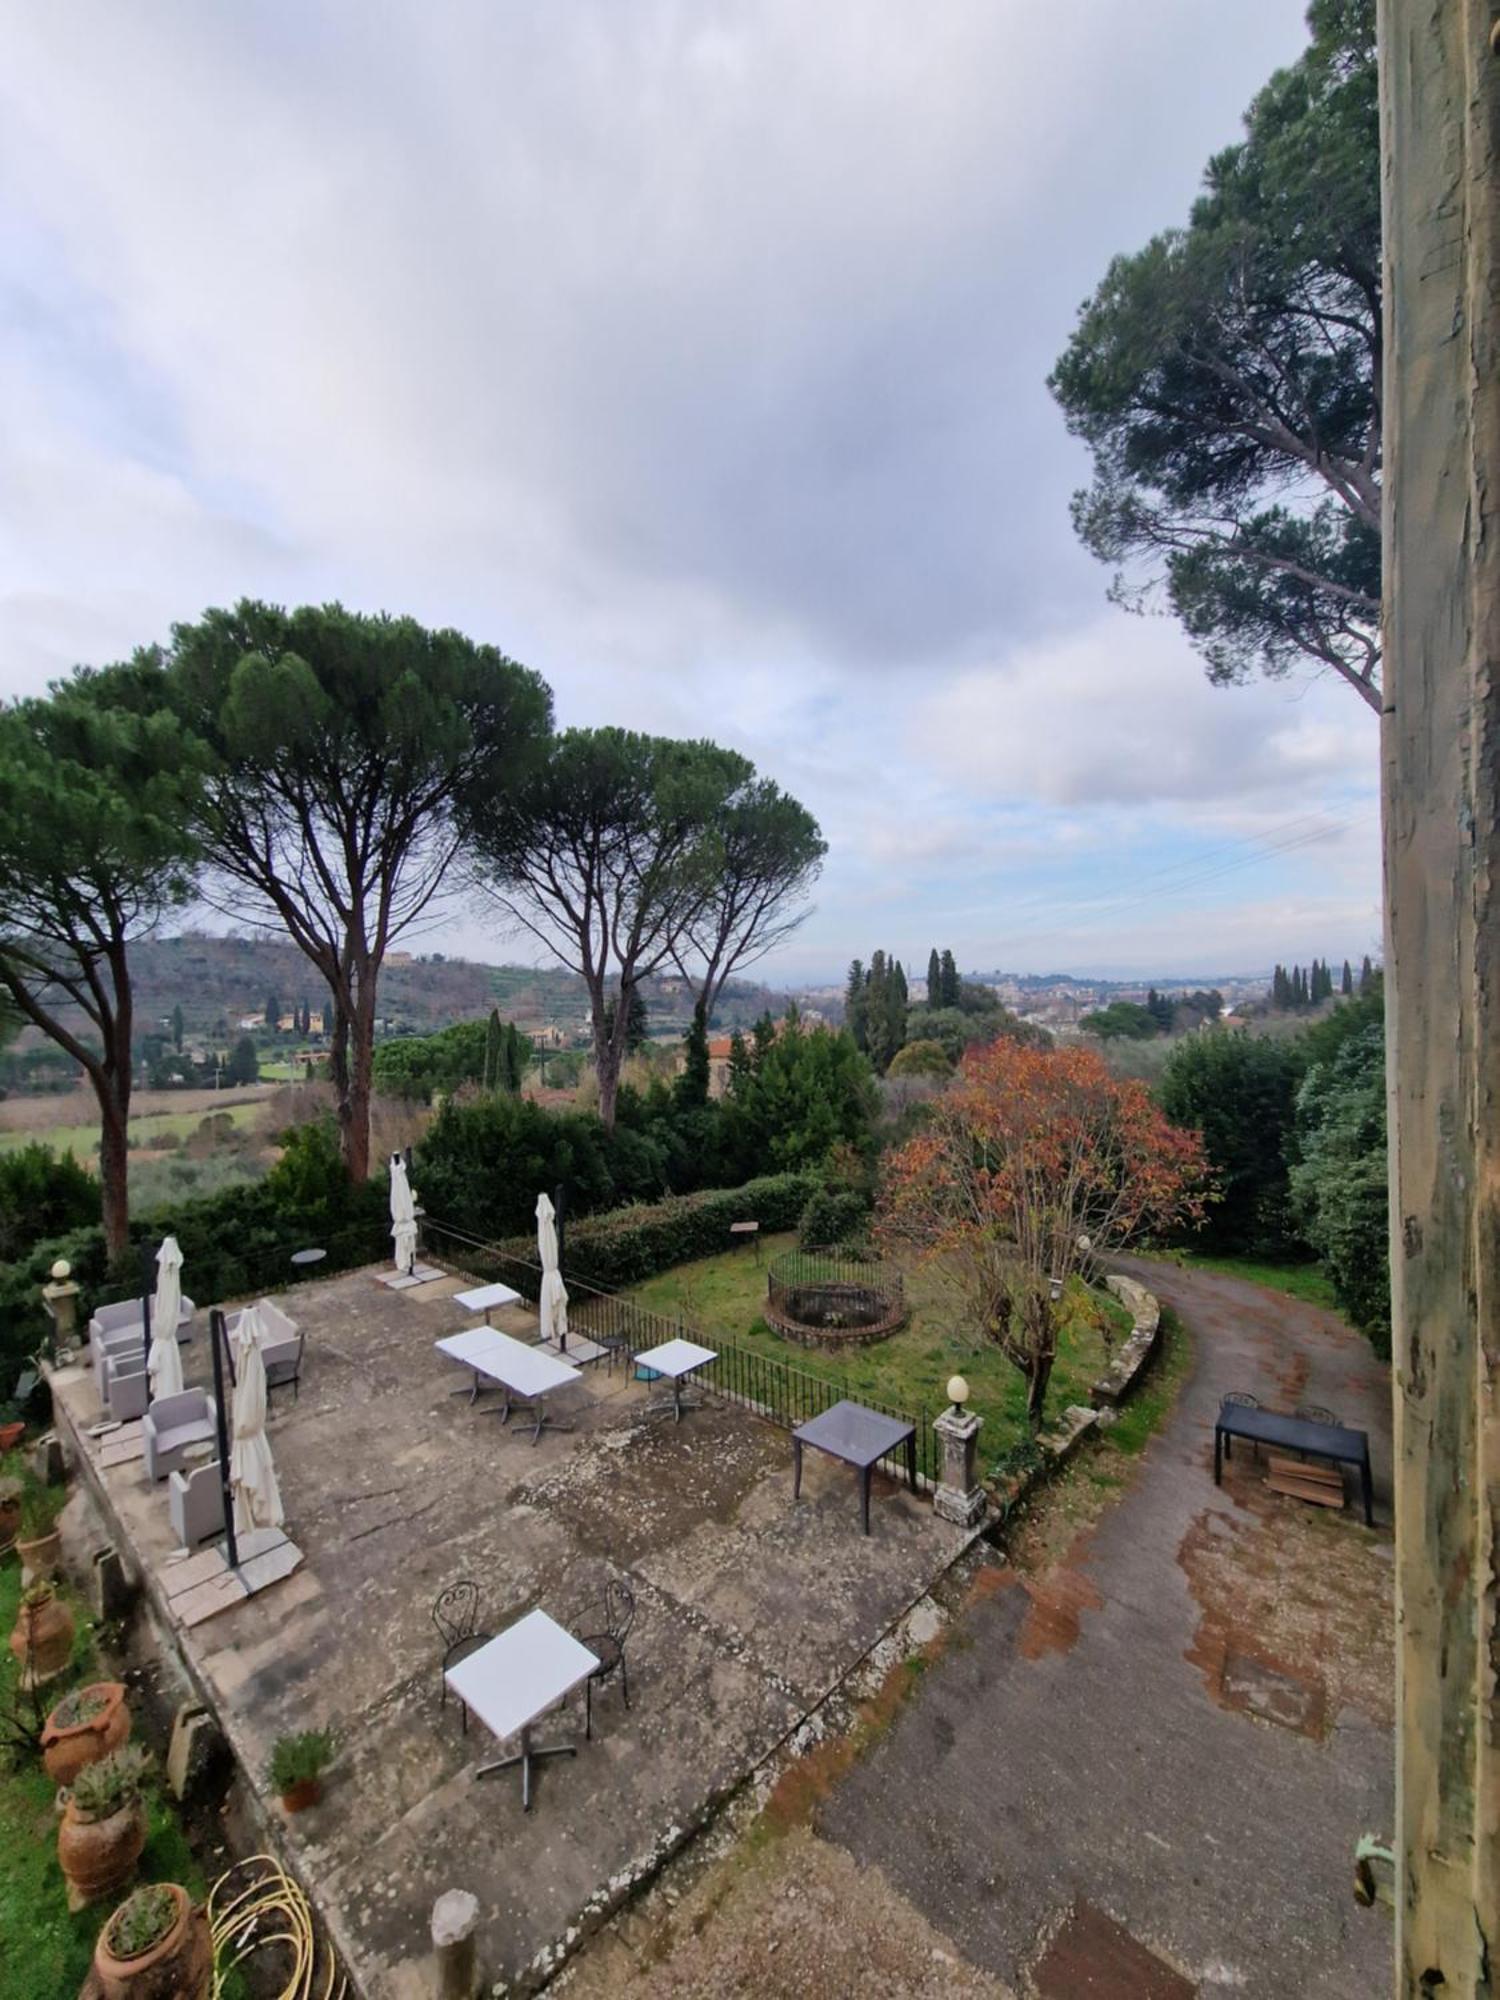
[793,1399,917,1534]
[1213,1404,1375,1526]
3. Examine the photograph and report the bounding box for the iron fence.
[93,1217,391,1318]
[421,1211,937,1486]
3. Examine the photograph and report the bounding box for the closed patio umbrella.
[390,1154,418,1274]
[536,1192,569,1349]
[229,1303,284,1535]
[148,1236,185,1401]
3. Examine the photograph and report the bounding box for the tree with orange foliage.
[878,1039,1209,1426]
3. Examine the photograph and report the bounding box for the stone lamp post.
[933,1374,985,1528]
[40,1259,81,1356]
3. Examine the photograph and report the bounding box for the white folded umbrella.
[536,1191,569,1348]
[390,1154,418,1274]
[229,1303,284,1535]
[148,1235,185,1401]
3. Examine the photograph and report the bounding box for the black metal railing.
[766,1246,905,1330]
[421,1212,937,1486]
[93,1217,391,1318]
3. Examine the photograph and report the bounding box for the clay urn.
[57,1747,149,1910]
[8,1580,75,1687]
[41,1681,131,1787]
[93,1883,213,2000]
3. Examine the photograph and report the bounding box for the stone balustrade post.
[933,1403,985,1527]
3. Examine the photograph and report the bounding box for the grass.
[1142,1248,1339,1313]
[630,1232,1135,1463]
[0,1461,240,1999]
[0,1100,267,1161]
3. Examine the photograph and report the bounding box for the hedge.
[426,1172,819,1294]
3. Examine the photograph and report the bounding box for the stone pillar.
[933,1406,985,1528]
[40,1263,81,1354]
[431,1889,479,1999]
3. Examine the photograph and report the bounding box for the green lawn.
[1141,1249,1339,1313]
[0,1455,234,1999]
[629,1232,1134,1467]
[0,1100,265,1160]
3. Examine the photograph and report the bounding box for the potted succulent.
[93,1881,213,2000]
[269,1727,333,1812]
[8,1577,75,1687]
[15,1491,61,1586]
[57,1744,151,1909]
[41,1680,131,1786]
[0,1474,21,1553]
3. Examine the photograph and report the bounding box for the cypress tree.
[321,999,334,1035]
[171,1003,184,1051]
[483,1008,503,1091]
[728,1029,752,1094]
[927,948,941,1008]
[1341,959,1353,996]
[1359,954,1375,994]
[677,999,710,1107]
[939,948,959,1007]
[844,960,867,1051]
[265,990,280,1028]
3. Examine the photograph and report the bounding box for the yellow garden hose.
[207,1854,347,2000]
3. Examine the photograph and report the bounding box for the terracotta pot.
[41,1681,131,1787]
[0,1419,24,1452]
[58,1797,147,1910]
[280,1776,323,1812]
[17,1524,62,1586]
[0,1487,20,1554]
[94,1883,213,2000]
[8,1587,75,1686]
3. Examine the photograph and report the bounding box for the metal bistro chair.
[1293,1403,1338,1465]
[432,1581,491,1735]
[1219,1389,1262,1464]
[579,1580,636,1737]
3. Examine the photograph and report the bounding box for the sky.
[0,1,1381,984]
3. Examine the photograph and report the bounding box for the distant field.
[0,1088,272,1160]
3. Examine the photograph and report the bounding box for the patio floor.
[51,1266,971,1997]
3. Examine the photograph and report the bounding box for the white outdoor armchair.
[141,1390,218,1483]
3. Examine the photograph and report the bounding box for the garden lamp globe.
[946,1375,970,1414]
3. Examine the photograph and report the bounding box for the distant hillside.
[129,935,785,1040]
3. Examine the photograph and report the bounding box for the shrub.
[0,1144,98,1264]
[887,1039,953,1079]
[1290,1019,1390,1355]
[1158,1030,1305,1255]
[798,1186,871,1250]
[268,1728,333,1792]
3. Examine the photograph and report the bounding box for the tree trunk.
[96,1088,131,1263]
[1379,4,1500,1987]
[342,983,377,1183]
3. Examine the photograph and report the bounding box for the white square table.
[631,1337,718,1421]
[445,1608,599,1810]
[452,1280,524,1324]
[434,1329,582,1441]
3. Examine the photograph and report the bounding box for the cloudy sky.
[0,1,1380,983]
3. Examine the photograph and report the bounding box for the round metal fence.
[764,1247,907,1349]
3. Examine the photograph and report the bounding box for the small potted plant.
[15,1490,61,1586]
[0,1474,21,1553]
[41,1679,131,1785]
[268,1727,333,1812]
[57,1744,151,1909]
[93,1880,213,2000]
[7,1576,75,1687]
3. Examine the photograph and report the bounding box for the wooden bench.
[1265,1453,1346,1510]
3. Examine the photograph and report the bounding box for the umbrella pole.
[208,1308,239,1573]
[140,1241,154,1378]
[553,1182,568,1353]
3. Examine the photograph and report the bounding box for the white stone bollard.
[432,1889,480,1999]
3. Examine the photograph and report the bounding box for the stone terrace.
[51,1266,971,1996]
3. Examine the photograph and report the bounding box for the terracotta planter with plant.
[93,1881,212,2000]
[57,1745,150,1910]
[269,1727,333,1812]
[8,1578,75,1687]
[0,1419,24,1453]
[0,1475,21,1554]
[16,1493,61,1586]
[41,1680,131,1786]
